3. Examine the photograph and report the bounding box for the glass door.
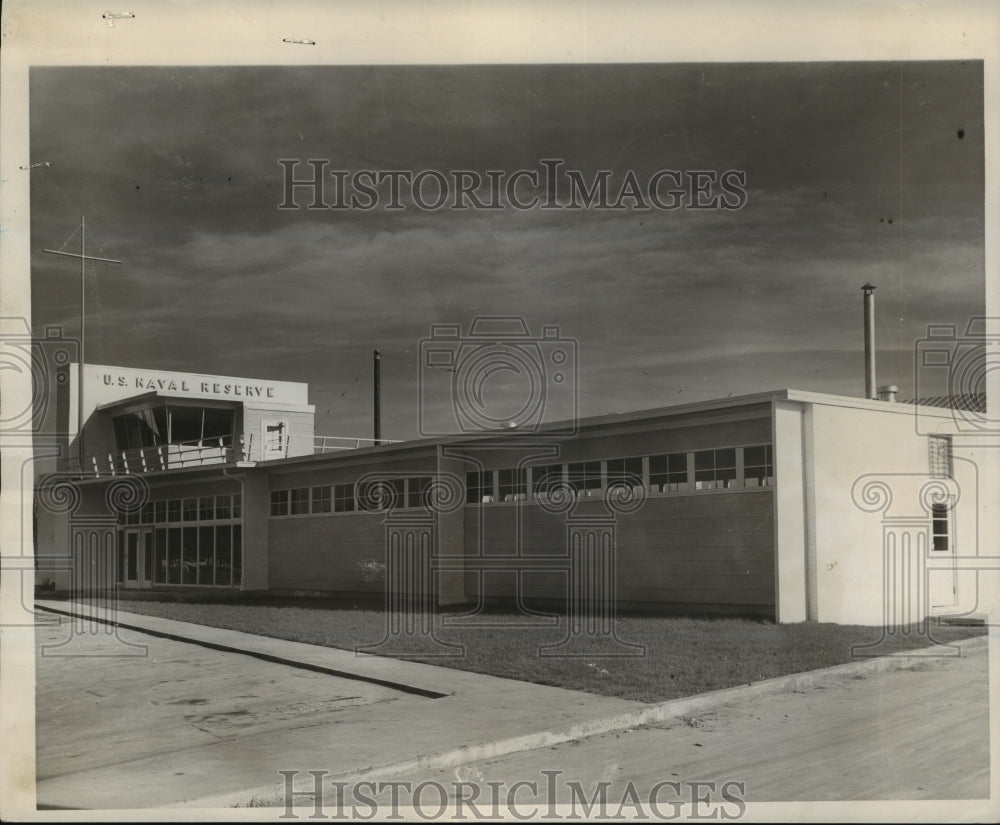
[124,530,139,587]
[141,530,153,588]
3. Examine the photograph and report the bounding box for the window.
[932,503,950,551]
[567,461,602,495]
[358,479,403,511]
[334,483,355,512]
[154,500,167,523]
[388,478,405,509]
[408,476,432,509]
[232,524,243,585]
[199,496,214,520]
[270,489,289,516]
[466,470,495,504]
[181,527,198,585]
[311,486,332,514]
[167,499,181,522]
[215,495,232,520]
[290,487,310,515]
[694,448,737,490]
[743,445,773,487]
[650,453,687,492]
[182,498,199,521]
[498,468,527,501]
[112,408,165,451]
[215,525,232,586]
[170,406,204,443]
[202,408,235,441]
[607,457,643,491]
[117,533,126,583]
[929,435,953,479]
[232,493,242,519]
[532,464,563,496]
[154,528,167,584]
[167,528,181,583]
[198,526,214,585]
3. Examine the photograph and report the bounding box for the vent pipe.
[877,385,898,402]
[373,349,381,445]
[862,284,877,399]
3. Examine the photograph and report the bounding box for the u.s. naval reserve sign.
[99,371,276,399]
[73,363,311,412]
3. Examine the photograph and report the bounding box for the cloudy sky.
[29,62,983,440]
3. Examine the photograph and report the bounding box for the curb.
[172,634,988,809]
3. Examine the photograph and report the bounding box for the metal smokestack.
[862,283,877,399]
[373,349,381,445]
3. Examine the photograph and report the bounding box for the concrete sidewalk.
[35,601,646,809]
[34,601,990,810]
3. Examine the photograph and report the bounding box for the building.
[33,361,990,627]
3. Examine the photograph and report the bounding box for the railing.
[65,434,252,478]
[313,435,400,454]
[62,431,400,476]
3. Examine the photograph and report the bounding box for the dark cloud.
[29,62,984,439]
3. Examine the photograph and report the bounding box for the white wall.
[805,399,975,625]
[772,400,808,623]
[242,406,315,461]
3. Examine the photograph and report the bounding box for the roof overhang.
[95,392,242,415]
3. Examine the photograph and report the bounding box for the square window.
[290,488,309,515]
[311,486,332,513]
[532,464,563,496]
[215,495,232,520]
[498,468,527,501]
[408,477,432,509]
[466,470,495,504]
[694,448,737,489]
[270,489,289,517]
[607,457,642,490]
[334,483,355,512]
[650,453,687,491]
[199,496,214,520]
[743,444,774,488]
[568,461,602,493]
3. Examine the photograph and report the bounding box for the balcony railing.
[65,434,248,477]
[64,432,400,477]
[312,435,399,454]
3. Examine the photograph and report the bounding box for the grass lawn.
[100,597,983,703]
